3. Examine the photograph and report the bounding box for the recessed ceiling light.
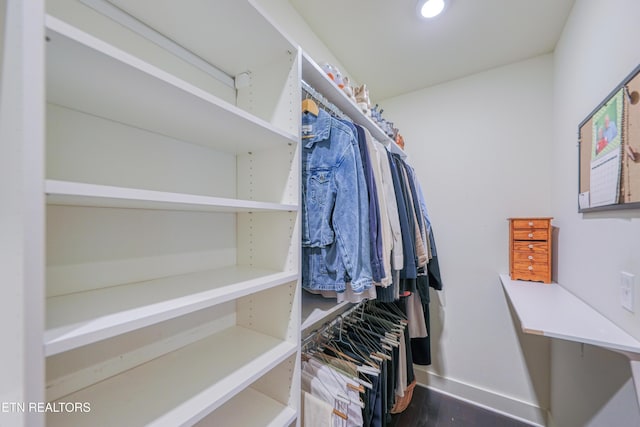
[418,0,447,19]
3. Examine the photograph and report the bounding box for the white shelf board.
[45,16,297,155]
[46,266,297,356]
[499,274,640,354]
[301,291,352,333]
[46,180,298,213]
[301,52,407,159]
[198,387,297,427]
[46,326,297,427]
[103,0,297,79]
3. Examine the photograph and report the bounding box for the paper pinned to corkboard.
[589,89,623,207]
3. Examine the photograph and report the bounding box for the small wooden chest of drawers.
[509,217,552,283]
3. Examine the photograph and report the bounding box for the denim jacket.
[301,109,372,293]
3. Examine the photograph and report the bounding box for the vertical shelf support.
[1,1,46,426]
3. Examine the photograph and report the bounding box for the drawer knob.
[528,221,533,226]
[528,244,533,249]
[528,255,533,260]
[528,233,533,238]
[528,266,534,271]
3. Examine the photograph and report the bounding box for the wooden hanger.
[302,97,319,116]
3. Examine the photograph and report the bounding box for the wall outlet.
[621,272,635,313]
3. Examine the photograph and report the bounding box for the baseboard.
[414,366,548,426]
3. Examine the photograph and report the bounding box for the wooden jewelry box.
[508,217,553,284]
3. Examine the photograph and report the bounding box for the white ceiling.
[289,0,576,100]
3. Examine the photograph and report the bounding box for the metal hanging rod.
[301,79,349,121]
[81,0,235,89]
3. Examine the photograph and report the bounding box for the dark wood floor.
[389,386,534,427]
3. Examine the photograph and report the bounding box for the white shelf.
[500,274,640,409]
[301,291,352,333]
[46,326,297,427]
[46,267,297,356]
[301,52,407,158]
[46,180,297,213]
[499,274,640,354]
[103,0,297,79]
[45,16,297,155]
[197,387,297,427]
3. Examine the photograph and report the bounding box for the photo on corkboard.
[591,89,623,159]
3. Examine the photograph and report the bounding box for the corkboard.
[622,72,640,203]
[579,118,593,194]
[578,64,640,211]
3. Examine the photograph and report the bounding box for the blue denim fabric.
[301,109,372,293]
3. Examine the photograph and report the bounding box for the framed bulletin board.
[578,64,640,212]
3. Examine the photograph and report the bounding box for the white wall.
[549,0,640,425]
[0,0,5,94]
[381,55,554,425]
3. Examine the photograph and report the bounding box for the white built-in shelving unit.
[3,0,305,425]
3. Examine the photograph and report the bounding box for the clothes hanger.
[345,324,390,363]
[322,334,363,369]
[331,317,382,372]
[303,326,373,390]
[356,318,401,354]
[360,310,404,348]
[301,93,319,117]
[362,312,401,332]
[351,304,397,354]
[315,348,374,389]
[308,351,369,393]
[344,309,386,349]
[345,316,385,341]
[346,325,387,369]
[367,301,409,326]
[305,355,366,407]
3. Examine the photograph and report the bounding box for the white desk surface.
[499,274,640,354]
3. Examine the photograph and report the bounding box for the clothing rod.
[301,79,349,121]
[81,0,235,88]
